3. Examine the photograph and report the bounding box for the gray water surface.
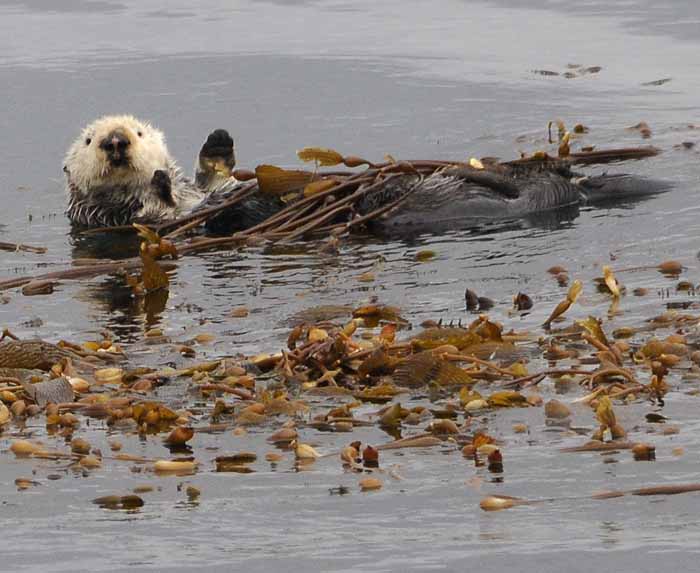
[2,1,700,571]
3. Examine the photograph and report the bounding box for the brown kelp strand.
[0,241,47,254]
[480,482,700,512]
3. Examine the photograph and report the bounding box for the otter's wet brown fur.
[354,160,671,234]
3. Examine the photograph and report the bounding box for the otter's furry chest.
[67,182,148,227]
[66,166,204,227]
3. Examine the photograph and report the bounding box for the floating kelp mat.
[2,253,700,515]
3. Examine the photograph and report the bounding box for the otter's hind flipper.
[196,129,236,189]
[577,173,673,204]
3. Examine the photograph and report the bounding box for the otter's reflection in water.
[368,198,582,238]
[70,228,141,261]
[73,273,170,342]
[370,196,657,240]
[69,228,170,339]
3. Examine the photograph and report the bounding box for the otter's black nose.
[99,130,130,160]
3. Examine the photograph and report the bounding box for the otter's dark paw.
[151,169,175,207]
[197,129,236,188]
[200,129,235,162]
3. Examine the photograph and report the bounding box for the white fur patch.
[63,115,171,195]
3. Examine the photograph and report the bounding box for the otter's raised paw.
[151,169,175,206]
[197,129,236,188]
[200,129,235,161]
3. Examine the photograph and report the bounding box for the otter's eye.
[137,131,143,137]
[85,137,92,145]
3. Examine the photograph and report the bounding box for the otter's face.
[63,115,171,194]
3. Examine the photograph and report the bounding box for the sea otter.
[352,162,673,235]
[202,159,673,235]
[64,115,281,227]
[64,115,672,233]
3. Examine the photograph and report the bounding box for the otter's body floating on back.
[353,162,671,234]
[64,116,671,232]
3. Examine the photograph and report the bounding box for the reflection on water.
[599,520,624,547]
[78,277,169,339]
[70,229,142,261]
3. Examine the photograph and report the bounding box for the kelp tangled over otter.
[63,116,672,234]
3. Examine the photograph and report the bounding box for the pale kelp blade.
[256,164,314,195]
[296,147,344,167]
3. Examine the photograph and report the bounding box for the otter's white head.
[63,115,171,195]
